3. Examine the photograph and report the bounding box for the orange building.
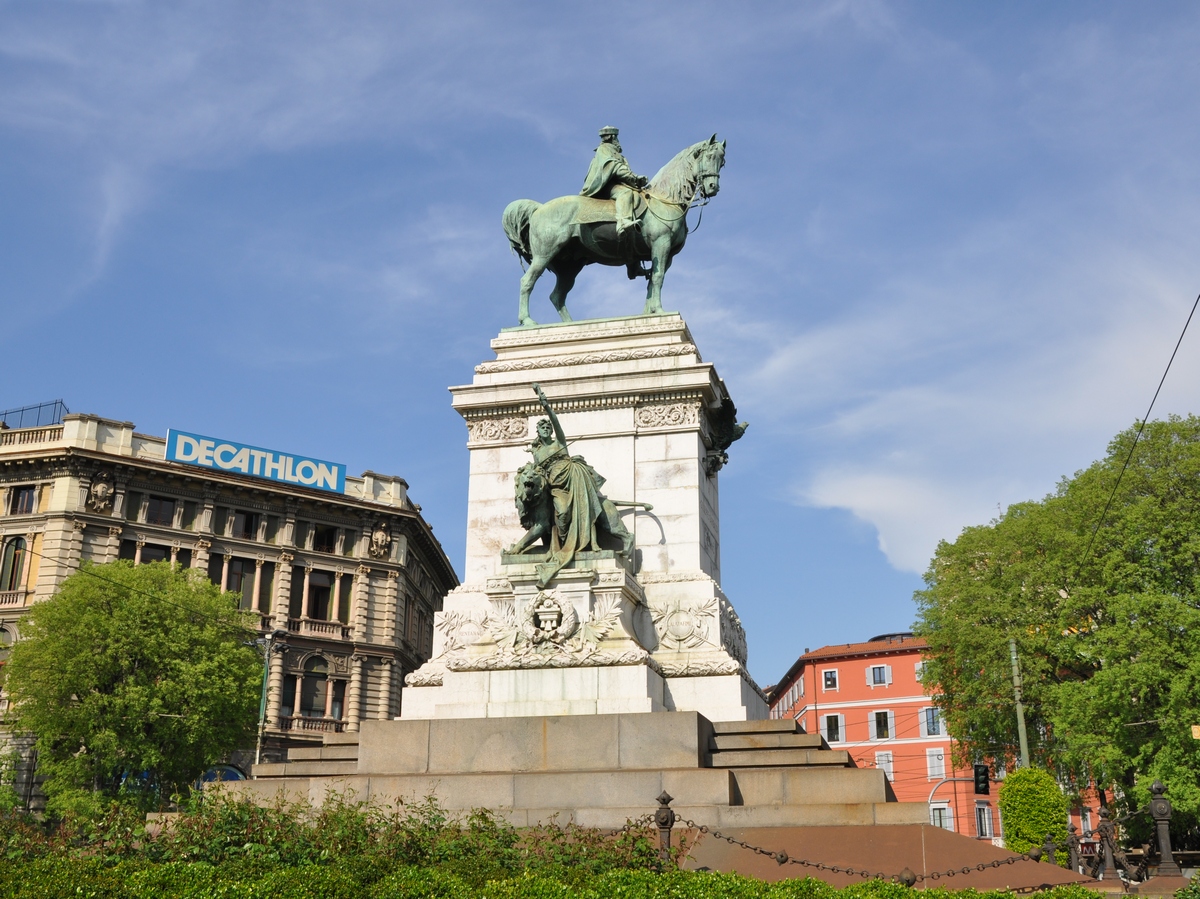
[768,632,1001,840]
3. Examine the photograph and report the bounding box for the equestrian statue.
[503,127,726,327]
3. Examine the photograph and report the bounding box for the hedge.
[0,860,1112,899]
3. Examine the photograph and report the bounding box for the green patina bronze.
[503,129,726,327]
[505,384,651,586]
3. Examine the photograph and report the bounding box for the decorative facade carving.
[719,596,748,666]
[434,594,627,671]
[484,577,512,593]
[525,592,578,644]
[475,344,697,374]
[649,597,716,652]
[466,417,529,442]
[86,471,115,513]
[368,520,393,560]
[404,665,445,687]
[635,402,700,429]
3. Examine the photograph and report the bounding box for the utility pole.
[1009,638,1030,768]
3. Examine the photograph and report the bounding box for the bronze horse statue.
[503,135,726,326]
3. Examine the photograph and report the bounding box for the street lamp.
[254,628,288,767]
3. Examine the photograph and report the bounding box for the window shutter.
[884,665,893,685]
[888,711,896,740]
[918,708,928,738]
[839,714,846,742]
[866,666,873,686]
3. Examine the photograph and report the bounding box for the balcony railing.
[0,590,26,608]
[282,716,345,734]
[0,426,63,447]
[287,618,351,640]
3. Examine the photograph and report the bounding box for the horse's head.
[692,134,726,199]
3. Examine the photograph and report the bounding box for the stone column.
[265,647,286,727]
[376,658,394,720]
[383,571,399,643]
[169,542,178,565]
[323,676,335,719]
[273,553,294,627]
[193,538,211,572]
[253,559,264,619]
[333,570,345,623]
[133,536,144,565]
[353,566,370,640]
[220,552,232,591]
[301,564,313,618]
[106,526,122,563]
[346,655,364,733]
[292,673,303,722]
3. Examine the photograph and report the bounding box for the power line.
[1072,291,1200,585]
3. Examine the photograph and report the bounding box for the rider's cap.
[598,126,619,138]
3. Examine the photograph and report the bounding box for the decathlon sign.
[165,429,346,494]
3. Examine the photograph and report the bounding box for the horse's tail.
[502,199,540,263]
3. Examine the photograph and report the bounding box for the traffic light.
[973,764,990,795]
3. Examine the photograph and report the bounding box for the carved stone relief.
[466,418,529,442]
[368,521,393,560]
[86,471,115,513]
[649,596,716,652]
[635,402,700,429]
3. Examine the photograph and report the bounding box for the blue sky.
[4,1,1200,686]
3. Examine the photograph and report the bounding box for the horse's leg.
[643,233,673,315]
[548,261,584,322]
[518,256,550,326]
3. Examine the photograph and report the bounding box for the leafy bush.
[997,767,1069,858]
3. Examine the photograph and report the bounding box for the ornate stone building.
[0,412,457,786]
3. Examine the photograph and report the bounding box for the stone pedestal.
[403,314,765,722]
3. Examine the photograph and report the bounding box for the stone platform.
[234,712,928,830]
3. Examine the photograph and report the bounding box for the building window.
[976,803,994,838]
[871,710,894,740]
[823,714,843,743]
[930,802,953,831]
[299,657,328,717]
[228,559,257,610]
[927,747,946,779]
[312,525,337,554]
[10,486,36,515]
[125,492,143,522]
[140,544,170,564]
[181,501,198,531]
[308,571,333,620]
[265,516,280,544]
[915,660,926,681]
[822,669,838,691]
[923,707,942,736]
[869,664,892,686]
[146,496,175,526]
[232,511,259,540]
[875,751,894,780]
[294,521,309,549]
[119,539,138,561]
[0,626,12,666]
[1,538,27,591]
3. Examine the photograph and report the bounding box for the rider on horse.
[580,126,649,244]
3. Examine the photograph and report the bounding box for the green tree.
[998,767,1069,857]
[915,416,1200,836]
[0,561,261,812]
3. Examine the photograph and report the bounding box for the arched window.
[299,657,328,718]
[0,627,12,665]
[1,538,26,592]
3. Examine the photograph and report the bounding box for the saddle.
[574,193,648,225]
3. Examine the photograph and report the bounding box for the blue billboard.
[165,429,346,494]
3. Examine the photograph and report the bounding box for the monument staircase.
[240,712,916,829]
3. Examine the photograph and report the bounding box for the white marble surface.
[404,315,764,722]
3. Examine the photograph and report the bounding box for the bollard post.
[1149,781,1182,878]
[1042,834,1057,865]
[654,791,677,870]
[1067,824,1082,873]
[1097,808,1116,880]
